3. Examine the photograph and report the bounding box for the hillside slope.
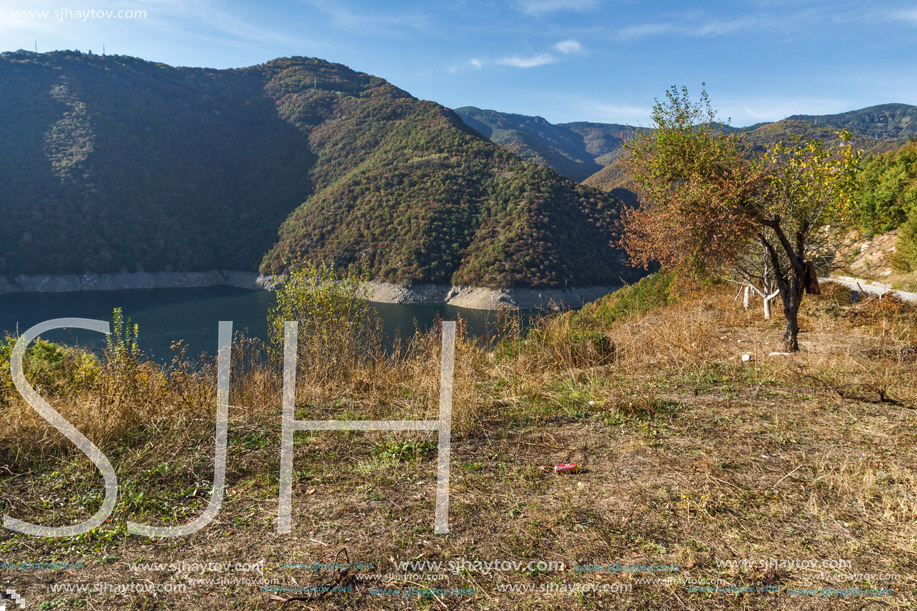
[0,52,640,288]
[0,52,314,275]
[457,104,916,187]
[454,106,636,181]
[786,103,917,141]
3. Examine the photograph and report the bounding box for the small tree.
[267,261,380,377]
[622,86,860,351]
[759,135,860,349]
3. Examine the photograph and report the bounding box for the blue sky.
[1,0,915,126]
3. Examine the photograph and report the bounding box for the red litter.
[554,463,578,474]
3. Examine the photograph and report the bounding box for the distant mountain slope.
[582,158,637,205]
[457,104,917,185]
[786,104,917,142]
[584,117,909,194]
[0,52,640,288]
[454,106,636,181]
[562,122,641,166]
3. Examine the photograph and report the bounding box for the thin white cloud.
[892,8,917,24]
[515,0,598,16]
[615,16,759,40]
[743,106,776,121]
[614,23,676,40]
[447,57,486,74]
[496,52,558,68]
[692,18,758,36]
[553,39,582,54]
[458,40,584,72]
[298,0,434,36]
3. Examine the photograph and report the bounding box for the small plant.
[373,439,437,461]
[568,330,615,365]
[105,307,140,364]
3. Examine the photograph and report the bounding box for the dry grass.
[1,283,916,609]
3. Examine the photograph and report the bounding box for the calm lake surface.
[0,286,537,363]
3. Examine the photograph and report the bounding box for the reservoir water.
[0,286,526,363]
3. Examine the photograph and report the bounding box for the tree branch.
[761,215,804,273]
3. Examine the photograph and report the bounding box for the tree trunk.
[758,225,807,352]
[781,269,805,352]
[763,290,778,320]
[782,303,799,351]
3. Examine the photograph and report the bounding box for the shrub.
[0,334,101,408]
[267,261,381,379]
[105,307,140,364]
[855,140,917,233]
[568,330,616,365]
[891,206,917,272]
[572,271,676,329]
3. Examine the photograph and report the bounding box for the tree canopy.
[622,86,861,350]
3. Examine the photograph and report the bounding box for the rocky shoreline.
[0,271,622,311]
[362,281,622,310]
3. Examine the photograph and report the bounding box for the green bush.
[572,271,676,329]
[892,206,917,273]
[267,261,380,375]
[568,330,615,363]
[0,335,100,406]
[855,140,917,232]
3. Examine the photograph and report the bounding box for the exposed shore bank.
[0,271,622,311]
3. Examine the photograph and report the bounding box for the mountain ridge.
[455,103,917,186]
[0,51,641,289]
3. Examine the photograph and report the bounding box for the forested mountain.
[457,104,917,185]
[785,104,917,142]
[0,51,641,288]
[454,107,637,181]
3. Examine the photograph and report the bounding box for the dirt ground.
[1,284,915,609]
